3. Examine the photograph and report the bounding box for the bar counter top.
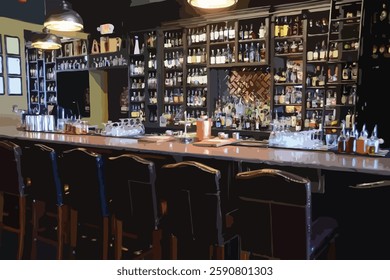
[1,125,390,176]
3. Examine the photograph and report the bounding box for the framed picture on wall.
[5,35,22,96]
[0,77,4,95]
[0,34,3,95]
[8,77,22,95]
[6,56,21,75]
[5,36,20,55]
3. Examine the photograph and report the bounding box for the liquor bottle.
[283,16,290,37]
[249,23,256,39]
[274,17,280,37]
[259,22,266,39]
[243,44,249,62]
[367,125,380,154]
[219,26,224,42]
[210,49,216,65]
[342,63,350,80]
[249,42,255,63]
[260,43,266,62]
[214,25,219,41]
[313,44,320,60]
[379,2,388,23]
[292,16,300,35]
[239,25,244,40]
[229,25,235,40]
[345,123,356,153]
[319,40,327,60]
[356,124,368,154]
[224,24,229,41]
[332,43,339,59]
[210,25,215,42]
[337,121,347,153]
[295,111,302,131]
[318,66,326,86]
[244,24,249,39]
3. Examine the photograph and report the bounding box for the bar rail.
[1,126,389,177]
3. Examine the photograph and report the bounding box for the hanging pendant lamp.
[187,0,238,9]
[31,29,62,50]
[44,0,84,32]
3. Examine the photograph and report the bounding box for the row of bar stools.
[22,143,66,260]
[1,139,338,260]
[0,140,26,259]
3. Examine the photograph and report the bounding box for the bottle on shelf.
[337,121,347,153]
[133,35,140,55]
[367,125,380,155]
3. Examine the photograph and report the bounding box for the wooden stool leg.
[0,192,4,247]
[114,218,123,260]
[69,208,78,259]
[214,245,225,260]
[240,251,250,260]
[102,217,109,260]
[17,196,26,260]
[56,205,64,260]
[169,234,177,260]
[152,229,162,260]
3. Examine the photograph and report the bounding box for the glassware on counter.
[101,118,145,137]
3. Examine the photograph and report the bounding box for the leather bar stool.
[161,161,238,260]
[21,143,66,259]
[233,168,338,260]
[0,140,26,259]
[58,147,109,259]
[105,153,161,259]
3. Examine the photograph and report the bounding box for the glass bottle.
[367,125,380,155]
[337,121,347,153]
[133,35,140,55]
[259,22,266,39]
[356,124,368,154]
[345,123,356,153]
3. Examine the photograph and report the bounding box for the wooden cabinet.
[26,38,88,115]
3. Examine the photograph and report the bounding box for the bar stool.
[0,140,26,259]
[21,143,66,259]
[58,147,109,259]
[233,168,338,259]
[161,161,237,259]
[105,153,161,259]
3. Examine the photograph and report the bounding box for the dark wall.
[0,0,45,24]
[57,71,90,118]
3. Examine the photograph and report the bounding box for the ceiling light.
[31,31,62,50]
[187,0,238,9]
[44,0,84,32]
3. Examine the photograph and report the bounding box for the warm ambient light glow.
[44,1,84,32]
[31,33,62,50]
[187,0,238,9]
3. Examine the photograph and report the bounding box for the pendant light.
[44,0,84,32]
[187,0,238,9]
[31,29,62,50]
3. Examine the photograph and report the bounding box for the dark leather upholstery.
[105,153,161,259]
[0,140,26,259]
[21,143,65,259]
[161,161,227,259]
[234,168,338,260]
[58,147,109,259]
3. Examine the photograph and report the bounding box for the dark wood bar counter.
[0,125,389,177]
[2,124,390,260]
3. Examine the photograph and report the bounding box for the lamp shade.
[32,33,62,50]
[187,0,238,9]
[44,1,84,32]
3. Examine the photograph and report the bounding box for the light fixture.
[31,30,62,50]
[44,0,84,32]
[187,0,237,9]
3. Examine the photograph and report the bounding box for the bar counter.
[1,125,390,177]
